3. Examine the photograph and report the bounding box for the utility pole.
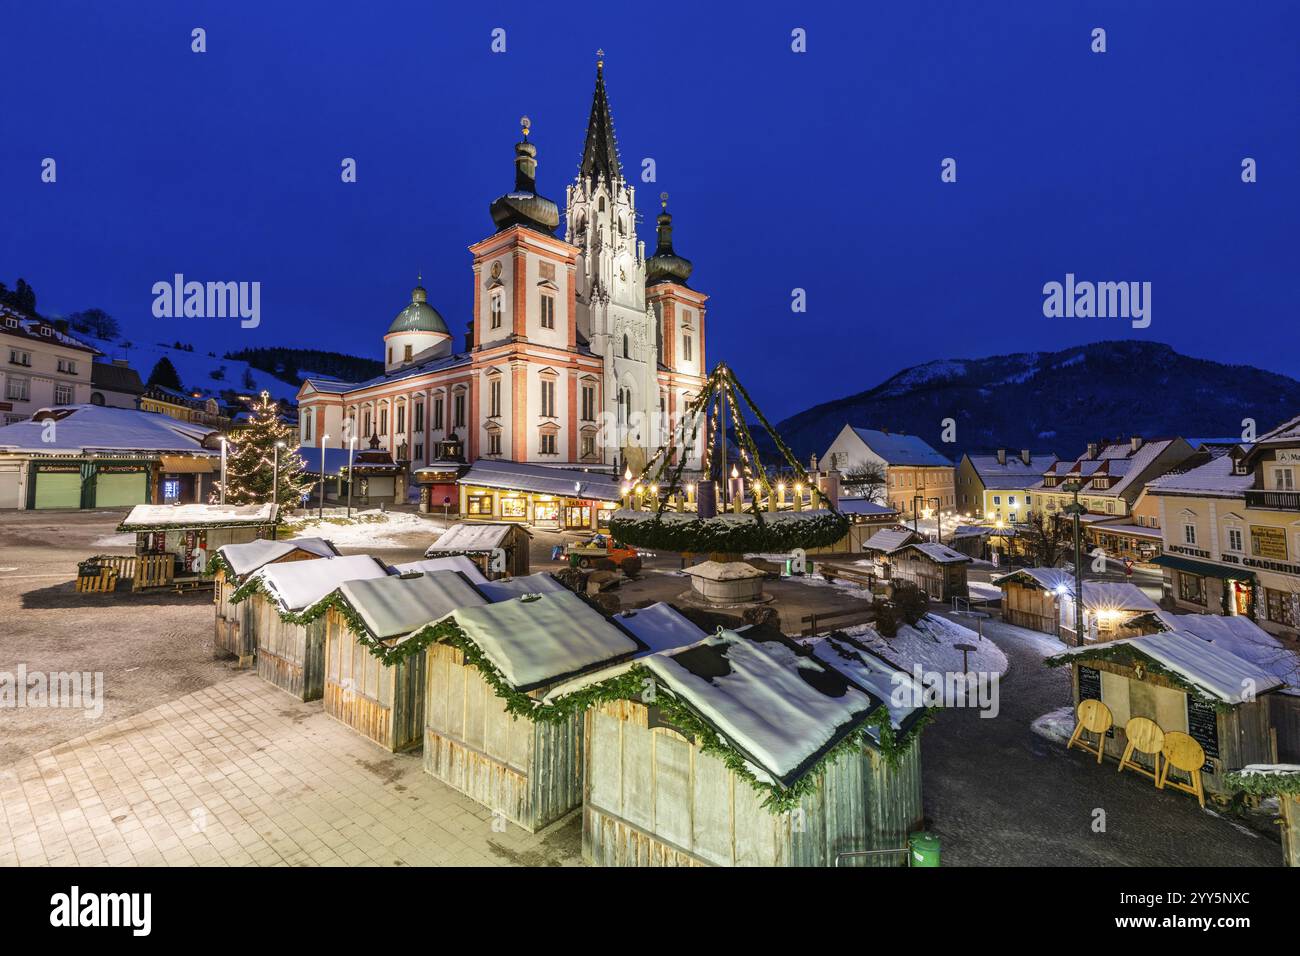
[273,441,285,507]
[1062,480,1086,646]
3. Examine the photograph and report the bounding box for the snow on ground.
[284,509,449,548]
[1031,705,1075,745]
[840,613,1009,677]
[783,572,875,601]
[968,581,1002,602]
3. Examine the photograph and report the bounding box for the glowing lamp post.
[318,433,330,519]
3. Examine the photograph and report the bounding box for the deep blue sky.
[3,1,1297,419]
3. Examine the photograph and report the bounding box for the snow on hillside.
[87,336,300,403]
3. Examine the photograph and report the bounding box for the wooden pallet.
[75,569,119,593]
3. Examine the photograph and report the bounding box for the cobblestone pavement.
[921,610,1280,867]
[0,675,582,867]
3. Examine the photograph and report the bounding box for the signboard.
[1250,525,1288,561]
[1078,665,1101,702]
[1274,449,1300,465]
[1186,696,1219,770]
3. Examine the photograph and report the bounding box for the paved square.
[0,674,583,867]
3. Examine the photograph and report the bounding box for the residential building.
[1031,436,1196,519]
[821,425,955,518]
[1147,414,1300,640]
[956,449,1057,521]
[295,56,707,486]
[139,384,230,428]
[0,306,100,424]
[90,360,146,409]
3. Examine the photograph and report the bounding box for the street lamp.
[346,434,357,518]
[273,440,286,507]
[318,433,330,519]
[219,437,227,505]
[1061,480,1087,646]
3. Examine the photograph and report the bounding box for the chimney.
[996,449,1007,466]
[1021,449,1031,466]
[1130,436,1143,454]
[1086,442,1099,460]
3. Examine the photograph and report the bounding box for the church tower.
[565,52,658,474]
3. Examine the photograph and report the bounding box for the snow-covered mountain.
[767,341,1300,461]
[88,336,303,403]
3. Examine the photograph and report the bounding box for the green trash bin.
[908,831,940,867]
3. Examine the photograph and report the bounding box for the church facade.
[296,56,708,487]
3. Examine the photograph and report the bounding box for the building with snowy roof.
[955,449,1058,522]
[583,627,927,867]
[0,307,100,424]
[993,567,1160,643]
[821,424,955,520]
[425,521,532,577]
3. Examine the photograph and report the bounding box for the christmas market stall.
[321,569,488,752]
[108,503,279,592]
[424,521,532,578]
[1047,633,1284,799]
[390,554,488,584]
[210,536,340,664]
[885,541,971,602]
[993,568,1160,643]
[416,589,670,832]
[583,627,928,867]
[230,553,391,700]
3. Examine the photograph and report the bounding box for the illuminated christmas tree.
[220,391,311,508]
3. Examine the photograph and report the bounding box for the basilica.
[296,55,708,493]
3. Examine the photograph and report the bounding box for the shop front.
[455,458,623,531]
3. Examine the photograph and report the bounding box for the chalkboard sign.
[1078,665,1101,701]
[1186,697,1219,769]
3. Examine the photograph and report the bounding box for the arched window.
[623,334,630,359]
[90,392,105,406]
[598,196,606,212]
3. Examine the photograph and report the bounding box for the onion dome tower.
[489,116,560,235]
[645,193,693,288]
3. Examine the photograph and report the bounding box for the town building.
[1,307,100,424]
[139,384,230,428]
[295,56,707,498]
[1146,414,1300,640]
[956,449,1057,521]
[821,425,955,518]
[89,360,146,409]
[0,404,220,509]
[1030,436,1196,521]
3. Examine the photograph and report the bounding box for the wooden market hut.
[1048,632,1284,797]
[994,568,1161,643]
[234,553,391,700]
[583,628,927,867]
[887,541,971,601]
[323,569,488,752]
[421,590,701,832]
[1226,766,1300,867]
[424,522,532,579]
[113,503,279,591]
[212,536,339,663]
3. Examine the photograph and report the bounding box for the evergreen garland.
[611,508,848,553]
[1224,768,1300,796]
[1045,645,1231,711]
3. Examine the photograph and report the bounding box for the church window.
[363,409,372,436]
[303,412,312,443]
[540,431,557,455]
[683,333,692,362]
[379,407,388,435]
[489,379,501,417]
[454,393,465,428]
[540,292,555,330]
[598,196,606,212]
[414,402,424,433]
[581,382,596,421]
[618,217,625,236]
[387,347,392,364]
[404,344,413,363]
[490,292,503,330]
[397,405,405,434]
[581,433,596,459]
[540,379,556,418]
[623,334,630,359]
[433,397,444,430]
[488,433,502,456]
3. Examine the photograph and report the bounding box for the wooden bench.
[800,605,878,637]
[818,563,877,589]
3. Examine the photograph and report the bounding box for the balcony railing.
[1245,489,1300,511]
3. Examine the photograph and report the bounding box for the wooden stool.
[1067,699,1113,764]
[1157,731,1206,808]
[1117,716,1164,784]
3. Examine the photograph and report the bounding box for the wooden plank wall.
[423,642,582,832]
[1270,695,1300,763]
[1001,583,1058,635]
[583,700,919,867]
[322,610,425,752]
[252,594,325,701]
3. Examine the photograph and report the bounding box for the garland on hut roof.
[1044,643,1232,711]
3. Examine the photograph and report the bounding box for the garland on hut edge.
[1044,644,1232,712]
[1224,768,1300,796]
[225,574,335,626]
[610,509,849,554]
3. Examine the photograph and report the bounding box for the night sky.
[4,1,1297,418]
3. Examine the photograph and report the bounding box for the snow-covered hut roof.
[1052,631,1283,704]
[612,602,707,654]
[862,527,920,554]
[893,541,972,564]
[253,554,390,614]
[217,536,339,578]
[805,633,926,734]
[120,502,278,531]
[392,554,488,584]
[1150,611,1299,695]
[336,570,486,641]
[475,572,568,602]
[425,522,519,555]
[837,497,898,517]
[642,631,884,788]
[440,589,641,692]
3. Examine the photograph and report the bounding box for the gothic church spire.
[579,50,622,184]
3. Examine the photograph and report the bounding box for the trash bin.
[908,831,940,867]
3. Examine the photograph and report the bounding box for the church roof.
[387,284,449,335]
[578,55,622,184]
